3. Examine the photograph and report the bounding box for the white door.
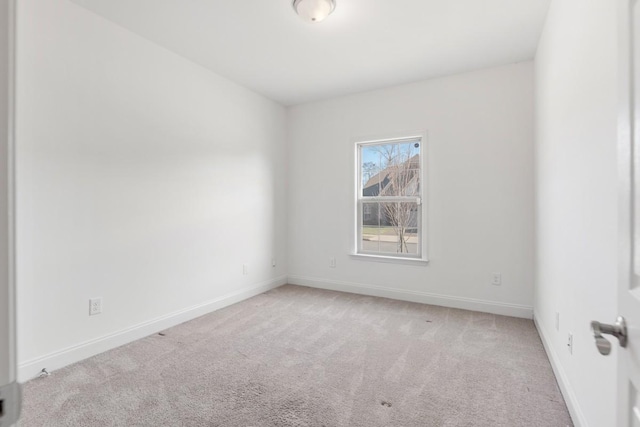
[616,0,640,426]
[0,0,19,426]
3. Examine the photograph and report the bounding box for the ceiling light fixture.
[293,0,336,23]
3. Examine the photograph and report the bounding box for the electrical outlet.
[567,332,573,354]
[329,257,336,268]
[243,264,249,275]
[89,297,102,316]
[491,273,502,286]
[271,258,276,267]
[555,312,560,331]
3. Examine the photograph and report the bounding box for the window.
[355,136,426,261]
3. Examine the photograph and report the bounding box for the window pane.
[361,202,381,253]
[361,141,420,198]
[361,145,382,196]
[361,202,419,255]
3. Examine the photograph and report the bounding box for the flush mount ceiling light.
[293,0,336,23]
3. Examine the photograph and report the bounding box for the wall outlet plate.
[243,263,249,275]
[555,312,560,331]
[329,257,336,268]
[567,332,573,354]
[491,272,502,286]
[89,297,102,316]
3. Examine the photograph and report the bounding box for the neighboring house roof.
[363,154,420,197]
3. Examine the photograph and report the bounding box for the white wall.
[15,0,288,381]
[287,62,535,318]
[534,0,618,425]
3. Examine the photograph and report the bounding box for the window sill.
[349,253,429,266]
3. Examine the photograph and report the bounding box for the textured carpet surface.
[21,285,572,426]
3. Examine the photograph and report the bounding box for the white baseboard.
[287,275,533,319]
[17,275,287,383]
[534,314,586,427]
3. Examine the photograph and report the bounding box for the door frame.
[617,0,640,425]
[0,0,19,425]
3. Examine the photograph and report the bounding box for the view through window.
[356,137,423,259]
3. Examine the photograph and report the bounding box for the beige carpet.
[21,285,572,426]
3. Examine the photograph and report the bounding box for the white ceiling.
[71,0,551,106]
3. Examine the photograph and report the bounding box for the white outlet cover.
[491,273,502,286]
[89,297,102,316]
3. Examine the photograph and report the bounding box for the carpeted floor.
[21,285,573,426]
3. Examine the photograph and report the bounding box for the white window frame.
[352,133,428,264]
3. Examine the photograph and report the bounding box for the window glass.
[357,138,423,260]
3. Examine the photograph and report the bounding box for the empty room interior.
[1,0,637,426]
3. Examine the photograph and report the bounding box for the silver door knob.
[591,316,627,355]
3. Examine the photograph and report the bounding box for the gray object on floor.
[21,285,573,426]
